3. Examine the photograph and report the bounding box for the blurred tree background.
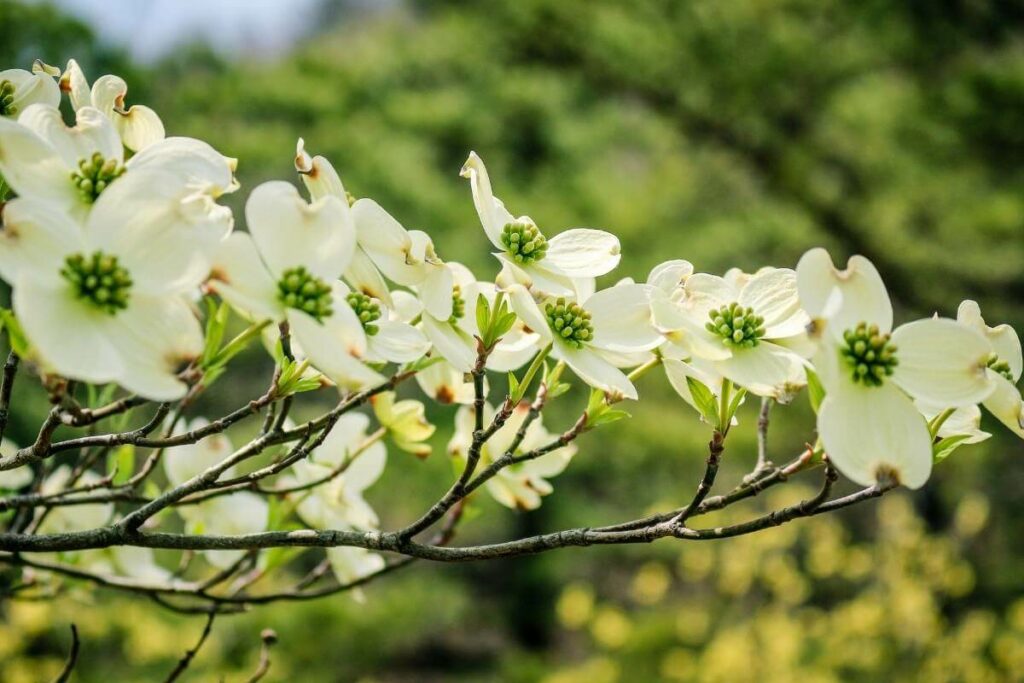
[1,0,1023,680]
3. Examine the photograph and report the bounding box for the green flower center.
[71,152,126,203]
[706,302,765,349]
[986,353,1014,382]
[61,251,132,314]
[346,291,381,336]
[449,284,466,323]
[545,297,593,349]
[277,267,333,321]
[841,322,899,387]
[501,221,548,265]
[0,80,17,117]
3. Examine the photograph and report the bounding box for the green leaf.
[509,343,551,403]
[588,408,631,427]
[726,387,747,425]
[0,308,30,357]
[685,376,720,426]
[933,434,974,463]
[475,293,490,343]
[507,371,520,400]
[402,355,444,374]
[806,368,826,414]
[107,445,135,485]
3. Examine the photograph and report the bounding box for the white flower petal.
[344,247,393,309]
[585,283,661,353]
[108,294,203,401]
[737,267,809,338]
[419,263,455,321]
[207,232,282,321]
[495,253,575,297]
[460,151,511,249]
[891,318,993,408]
[0,69,59,114]
[422,315,476,373]
[367,320,430,363]
[87,169,218,295]
[505,283,553,344]
[61,60,92,111]
[19,104,121,167]
[488,329,543,372]
[126,137,235,195]
[544,228,622,277]
[416,359,476,404]
[713,342,806,401]
[0,115,78,208]
[553,342,638,400]
[327,547,385,584]
[916,402,991,445]
[957,300,1022,381]
[684,273,739,319]
[90,74,164,151]
[647,259,693,294]
[246,181,354,280]
[650,293,731,361]
[796,248,892,335]
[663,357,723,412]
[351,198,424,285]
[818,380,932,489]
[389,290,422,323]
[14,278,123,384]
[295,138,347,201]
[342,441,387,493]
[288,307,383,391]
[0,198,83,284]
[982,374,1024,439]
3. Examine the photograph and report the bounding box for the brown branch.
[243,629,278,683]
[0,350,19,443]
[51,624,80,683]
[162,613,215,683]
[673,430,725,525]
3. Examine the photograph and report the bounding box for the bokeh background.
[1,0,1023,680]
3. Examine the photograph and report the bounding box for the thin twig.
[162,613,216,683]
[51,624,80,683]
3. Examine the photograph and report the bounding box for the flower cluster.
[0,60,1021,588]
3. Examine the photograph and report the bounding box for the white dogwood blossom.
[0,63,60,119]
[461,151,621,296]
[0,196,210,399]
[796,248,995,489]
[506,281,662,400]
[61,59,165,151]
[207,180,418,389]
[652,267,808,400]
[449,402,576,510]
[955,300,1024,439]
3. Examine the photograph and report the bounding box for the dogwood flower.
[61,59,164,152]
[421,261,540,374]
[162,418,238,485]
[0,198,207,399]
[372,392,435,457]
[955,300,1024,438]
[78,546,170,582]
[0,104,236,224]
[351,197,454,320]
[796,248,995,489]
[461,152,621,296]
[448,402,576,510]
[209,180,422,389]
[652,267,808,400]
[0,63,60,118]
[416,359,477,405]
[281,412,388,584]
[183,492,269,570]
[506,281,661,400]
[33,466,113,534]
[158,423,268,569]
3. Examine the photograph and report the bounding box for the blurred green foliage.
[1,0,1023,680]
